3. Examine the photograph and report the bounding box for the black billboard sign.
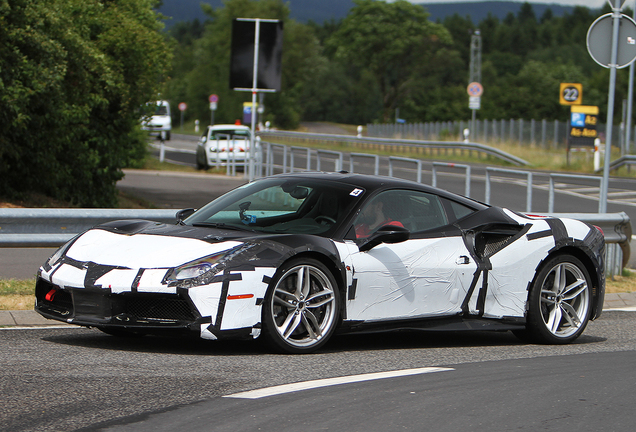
[230,19,283,91]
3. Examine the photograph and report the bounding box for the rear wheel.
[261,258,340,354]
[522,254,592,344]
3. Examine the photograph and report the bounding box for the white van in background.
[141,100,172,140]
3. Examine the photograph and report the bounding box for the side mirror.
[176,208,196,224]
[359,225,410,252]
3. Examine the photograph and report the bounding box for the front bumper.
[34,277,255,339]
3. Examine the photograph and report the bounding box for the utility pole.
[468,30,482,140]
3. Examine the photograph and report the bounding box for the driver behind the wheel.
[354,195,404,239]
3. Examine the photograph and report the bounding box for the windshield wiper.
[191,222,253,232]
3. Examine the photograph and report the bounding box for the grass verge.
[2,271,634,311]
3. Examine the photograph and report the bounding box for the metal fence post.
[527,172,533,212]
[531,118,535,144]
[432,164,437,187]
[541,119,547,148]
[485,169,491,204]
[465,165,471,198]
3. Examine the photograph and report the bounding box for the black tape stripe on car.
[544,218,568,242]
[214,271,243,329]
[527,230,552,241]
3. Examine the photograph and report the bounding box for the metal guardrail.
[388,156,423,183]
[432,162,471,198]
[549,173,603,213]
[607,154,636,172]
[0,207,630,276]
[547,212,632,276]
[258,130,529,166]
[1,208,630,273]
[0,209,178,247]
[486,167,534,213]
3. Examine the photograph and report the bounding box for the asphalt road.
[1,310,634,431]
[3,135,636,431]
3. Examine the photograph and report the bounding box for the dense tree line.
[165,0,630,129]
[0,0,171,207]
[0,0,629,206]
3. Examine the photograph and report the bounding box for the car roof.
[209,124,250,131]
[261,171,487,209]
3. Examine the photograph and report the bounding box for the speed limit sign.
[560,83,582,105]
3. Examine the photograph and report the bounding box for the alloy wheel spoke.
[306,290,334,308]
[300,266,312,299]
[301,311,321,340]
[294,267,306,298]
[546,305,562,334]
[280,312,303,340]
[553,264,566,295]
[273,293,296,309]
[560,302,581,327]
[541,291,557,306]
[562,280,586,301]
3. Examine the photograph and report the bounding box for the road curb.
[2,292,635,328]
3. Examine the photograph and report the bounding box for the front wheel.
[261,258,340,354]
[523,254,592,344]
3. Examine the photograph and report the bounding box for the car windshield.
[154,105,168,116]
[210,129,250,140]
[185,177,365,235]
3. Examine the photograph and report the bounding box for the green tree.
[165,0,324,129]
[0,0,171,207]
[327,0,451,121]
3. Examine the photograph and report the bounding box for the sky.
[412,0,623,8]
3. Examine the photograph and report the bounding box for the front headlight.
[166,253,225,288]
[174,262,214,280]
[165,243,256,288]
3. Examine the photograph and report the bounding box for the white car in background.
[196,124,257,169]
[141,100,172,140]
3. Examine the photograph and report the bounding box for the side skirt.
[338,315,526,335]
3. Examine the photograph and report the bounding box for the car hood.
[60,220,251,269]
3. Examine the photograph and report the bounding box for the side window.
[405,191,448,233]
[443,198,477,223]
[353,189,448,238]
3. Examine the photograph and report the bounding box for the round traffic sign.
[467,82,483,97]
[209,94,219,103]
[587,13,636,69]
[559,83,582,105]
[178,102,187,112]
[562,86,579,102]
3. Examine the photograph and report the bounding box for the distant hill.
[422,2,578,24]
[157,0,356,26]
[157,1,581,28]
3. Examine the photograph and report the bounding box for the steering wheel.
[315,215,336,225]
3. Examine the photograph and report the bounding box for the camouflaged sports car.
[35,172,605,353]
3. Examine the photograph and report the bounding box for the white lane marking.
[0,326,75,330]
[604,307,636,312]
[224,367,454,399]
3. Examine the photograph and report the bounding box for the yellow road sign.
[560,83,583,105]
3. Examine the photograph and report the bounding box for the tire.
[195,149,209,170]
[261,258,340,354]
[523,254,592,344]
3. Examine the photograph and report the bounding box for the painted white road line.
[224,367,455,399]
